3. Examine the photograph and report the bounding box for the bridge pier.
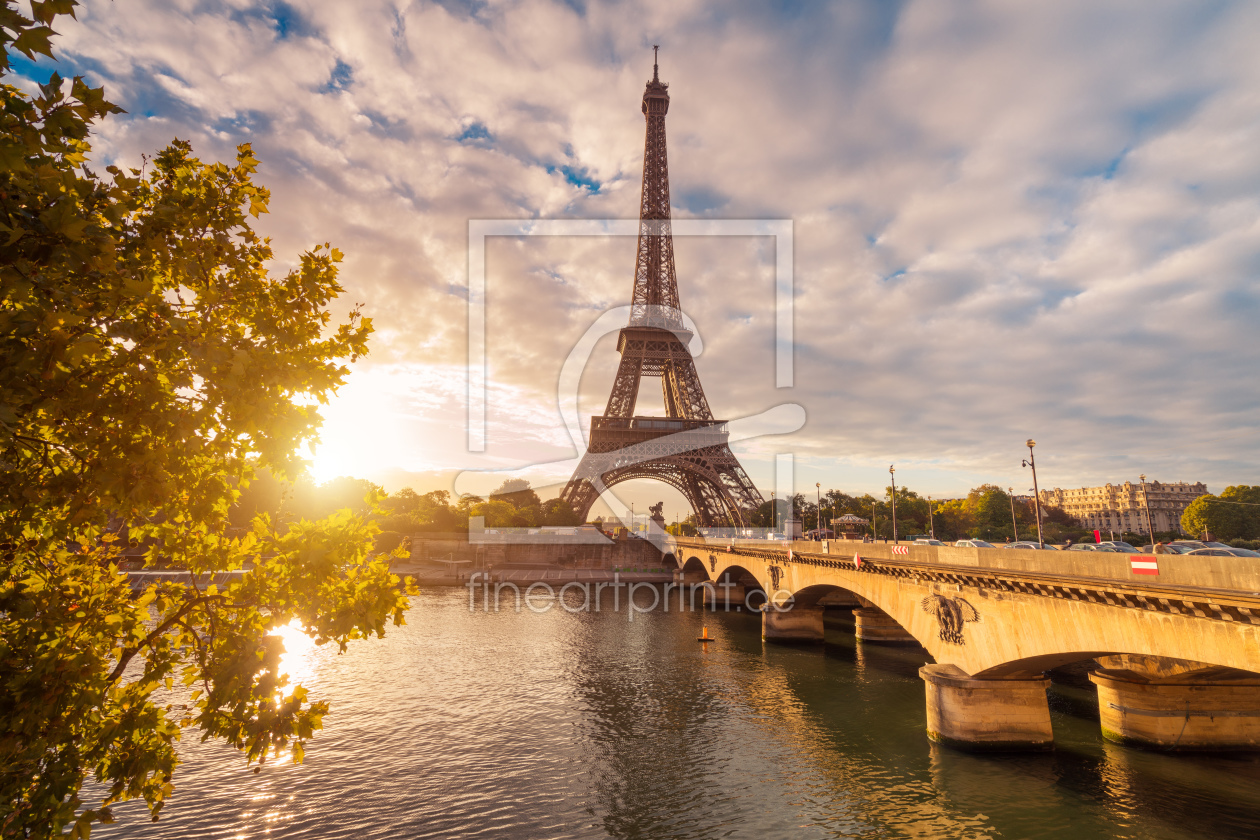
[703,583,746,610]
[1090,656,1260,750]
[762,605,824,642]
[854,607,917,644]
[921,665,1053,751]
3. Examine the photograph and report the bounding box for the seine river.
[97,587,1260,839]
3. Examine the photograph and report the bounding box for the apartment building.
[1038,480,1208,536]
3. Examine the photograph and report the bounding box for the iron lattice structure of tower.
[560,53,765,528]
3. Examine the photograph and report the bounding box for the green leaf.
[13,25,56,60]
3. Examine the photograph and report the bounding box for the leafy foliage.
[1182,486,1260,541]
[0,4,412,835]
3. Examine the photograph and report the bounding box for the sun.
[305,364,468,485]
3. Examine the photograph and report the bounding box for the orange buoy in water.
[697,626,713,642]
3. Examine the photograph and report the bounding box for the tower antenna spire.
[559,53,766,529]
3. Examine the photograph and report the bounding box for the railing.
[669,537,1260,601]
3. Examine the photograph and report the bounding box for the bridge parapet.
[678,537,1260,597]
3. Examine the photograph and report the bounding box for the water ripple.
[90,590,1260,839]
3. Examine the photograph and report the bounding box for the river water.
[96,587,1260,839]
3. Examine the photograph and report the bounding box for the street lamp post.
[1139,474,1156,547]
[928,496,935,540]
[1022,440,1045,548]
[770,491,776,534]
[889,464,898,544]
[816,482,822,540]
[871,502,877,542]
[1008,487,1019,542]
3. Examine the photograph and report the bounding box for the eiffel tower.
[560,49,765,528]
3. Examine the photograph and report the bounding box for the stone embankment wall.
[408,533,665,569]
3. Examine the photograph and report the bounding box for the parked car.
[1098,541,1140,552]
[954,539,996,548]
[1068,543,1121,552]
[1141,544,1195,554]
[914,539,946,546]
[1004,541,1054,550]
[1187,547,1260,558]
[1169,540,1207,550]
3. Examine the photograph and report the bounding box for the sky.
[19,0,1260,516]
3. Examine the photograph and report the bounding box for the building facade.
[1038,481,1208,536]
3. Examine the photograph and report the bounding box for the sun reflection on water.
[268,619,318,701]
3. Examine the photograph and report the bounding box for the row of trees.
[238,474,1250,550]
[707,484,1089,543]
[243,478,1139,547]
[244,476,1260,546]
[1181,486,1260,542]
[233,475,582,547]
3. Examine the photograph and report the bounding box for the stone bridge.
[665,537,1260,753]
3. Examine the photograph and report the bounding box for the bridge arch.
[975,649,1260,680]
[681,555,711,580]
[786,583,862,609]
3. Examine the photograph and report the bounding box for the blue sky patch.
[6,53,59,85]
[677,186,727,213]
[325,59,354,92]
[456,122,493,144]
[549,164,600,192]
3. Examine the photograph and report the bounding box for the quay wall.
[408,533,666,569]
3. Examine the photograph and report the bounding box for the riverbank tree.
[0,6,410,836]
[1182,486,1260,541]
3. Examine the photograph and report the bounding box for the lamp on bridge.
[1139,474,1155,545]
[816,482,822,540]
[1021,439,1045,548]
[889,464,898,545]
[1009,487,1019,542]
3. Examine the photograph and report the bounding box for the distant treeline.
[231,474,581,551]
[688,484,1084,543]
[234,476,1260,550]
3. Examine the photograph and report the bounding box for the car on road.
[954,539,996,548]
[1187,547,1260,557]
[914,539,946,546]
[1003,541,1055,550]
[1142,543,1196,554]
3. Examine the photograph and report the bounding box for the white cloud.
[36,0,1260,504]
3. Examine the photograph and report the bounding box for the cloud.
[30,0,1260,504]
